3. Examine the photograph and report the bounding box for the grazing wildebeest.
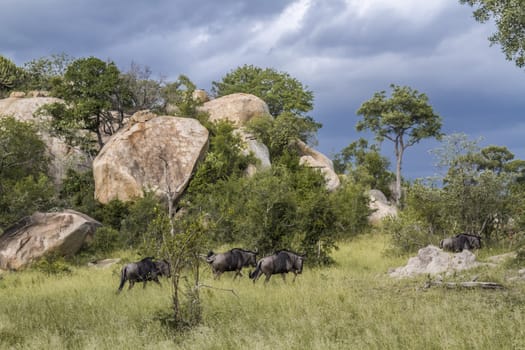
[249,250,305,284]
[206,248,257,280]
[439,233,482,252]
[117,257,171,292]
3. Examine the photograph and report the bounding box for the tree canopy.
[0,117,54,229]
[0,55,21,94]
[211,64,314,117]
[460,0,525,67]
[356,84,442,205]
[43,56,131,151]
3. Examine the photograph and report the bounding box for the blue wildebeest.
[249,250,305,284]
[206,248,258,280]
[440,233,482,252]
[117,257,171,292]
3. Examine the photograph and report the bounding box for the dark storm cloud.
[1,0,524,179]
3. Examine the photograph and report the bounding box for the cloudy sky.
[2,0,524,179]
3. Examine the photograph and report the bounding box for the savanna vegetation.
[1,3,525,345]
[0,235,524,349]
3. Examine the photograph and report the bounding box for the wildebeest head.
[246,251,257,267]
[155,259,171,278]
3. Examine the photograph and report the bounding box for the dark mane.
[230,248,257,254]
[274,249,303,256]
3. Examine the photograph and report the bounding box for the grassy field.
[0,234,524,349]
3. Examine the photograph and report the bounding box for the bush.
[382,211,436,254]
[33,253,72,275]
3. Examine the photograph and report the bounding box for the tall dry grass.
[0,234,524,349]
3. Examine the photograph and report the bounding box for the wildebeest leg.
[281,273,286,283]
[142,280,147,289]
[128,280,135,290]
[292,272,298,282]
[264,274,272,284]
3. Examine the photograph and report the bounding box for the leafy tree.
[21,53,74,91]
[187,120,254,194]
[121,62,164,113]
[0,55,22,95]
[212,64,314,117]
[460,0,525,67]
[212,65,321,148]
[246,112,321,162]
[0,117,55,229]
[356,84,442,205]
[333,138,394,198]
[161,75,202,117]
[43,57,131,150]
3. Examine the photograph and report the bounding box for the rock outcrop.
[389,245,482,278]
[0,96,91,184]
[368,189,398,225]
[234,129,271,176]
[93,114,209,204]
[198,93,270,125]
[192,89,209,103]
[0,210,101,270]
[296,140,340,191]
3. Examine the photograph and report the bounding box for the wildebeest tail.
[117,266,127,292]
[439,239,443,249]
[249,260,262,279]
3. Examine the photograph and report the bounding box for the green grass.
[0,234,524,349]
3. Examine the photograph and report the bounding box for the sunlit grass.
[0,234,524,349]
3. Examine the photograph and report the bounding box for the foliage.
[33,252,72,276]
[188,120,253,193]
[213,65,321,151]
[212,64,314,117]
[0,117,55,229]
[382,210,435,254]
[0,174,56,229]
[81,227,122,258]
[20,53,74,91]
[44,56,131,150]
[161,74,202,117]
[460,0,525,67]
[356,84,442,205]
[59,169,99,215]
[120,62,164,113]
[0,55,22,94]
[120,192,164,247]
[187,163,369,264]
[333,138,394,198]
[393,138,525,253]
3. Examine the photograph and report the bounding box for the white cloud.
[344,0,449,23]
[249,0,312,51]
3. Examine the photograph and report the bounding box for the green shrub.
[382,211,437,254]
[33,253,72,275]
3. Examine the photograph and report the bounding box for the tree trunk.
[394,142,404,206]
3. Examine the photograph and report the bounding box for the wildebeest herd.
[117,249,306,292]
[117,234,480,292]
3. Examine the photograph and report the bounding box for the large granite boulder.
[93,114,209,204]
[234,129,271,176]
[368,189,398,225]
[0,96,91,184]
[295,140,340,191]
[198,93,270,125]
[389,245,482,278]
[0,210,101,270]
